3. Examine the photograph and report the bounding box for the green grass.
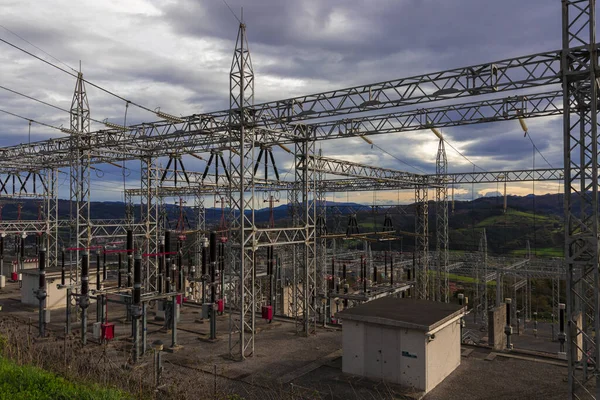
[358,221,377,229]
[510,247,563,257]
[475,210,554,228]
[0,357,130,400]
[446,273,497,286]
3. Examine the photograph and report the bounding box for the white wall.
[342,322,427,391]
[398,327,426,390]
[342,318,462,393]
[21,273,97,310]
[425,318,462,393]
[342,321,366,376]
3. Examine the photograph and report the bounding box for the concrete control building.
[337,297,465,394]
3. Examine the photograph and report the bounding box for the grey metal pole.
[80,252,89,345]
[0,234,4,277]
[132,253,142,363]
[142,302,147,355]
[61,248,65,285]
[558,303,566,353]
[505,298,513,350]
[209,232,217,340]
[96,250,101,291]
[171,294,177,347]
[201,238,208,304]
[66,287,71,335]
[158,239,164,294]
[102,247,107,281]
[36,248,47,337]
[127,230,133,287]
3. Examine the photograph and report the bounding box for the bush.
[0,356,130,400]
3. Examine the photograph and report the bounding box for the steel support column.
[415,186,429,299]
[68,71,90,285]
[562,1,600,398]
[227,20,256,360]
[435,139,449,302]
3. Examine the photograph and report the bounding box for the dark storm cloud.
[463,135,535,160]
[0,0,575,201]
[161,0,561,86]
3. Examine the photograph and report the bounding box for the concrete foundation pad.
[165,344,183,353]
[461,348,474,358]
[496,352,566,367]
[197,336,218,343]
[277,349,342,384]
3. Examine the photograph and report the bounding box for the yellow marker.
[359,135,373,145]
[518,116,528,135]
[430,127,443,141]
[277,143,291,153]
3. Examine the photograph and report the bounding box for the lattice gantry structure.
[562,1,600,398]
[0,3,596,395]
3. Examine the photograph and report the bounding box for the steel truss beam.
[0,53,585,171]
[300,90,562,140]
[311,155,429,184]
[206,49,565,123]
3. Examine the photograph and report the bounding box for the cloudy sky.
[0,0,572,205]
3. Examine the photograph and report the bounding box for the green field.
[0,357,129,400]
[441,272,497,286]
[510,247,563,257]
[475,210,554,228]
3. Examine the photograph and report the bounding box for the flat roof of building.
[336,296,465,332]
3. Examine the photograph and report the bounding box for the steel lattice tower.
[69,71,90,282]
[562,1,600,397]
[435,138,449,302]
[227,20,256,359]
[414,186,429,299]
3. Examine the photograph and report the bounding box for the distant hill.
[0,195,564,256]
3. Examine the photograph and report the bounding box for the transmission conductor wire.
[0,37,161,116]
[0,24,77,72]
[0,108,63,131]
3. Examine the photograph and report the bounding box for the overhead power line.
[0,108,63,131]
[525,132,554,169]
[443,138,488,173]
[0,85,70,113]
[0,85,132,128]
[0,24,78,73]
[371,142,428,174]
[220,0,242,23]
[0,36,163,117]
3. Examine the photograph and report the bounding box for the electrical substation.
[0,1,598,399]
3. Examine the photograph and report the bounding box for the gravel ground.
[425,347,569,400]
[0,281,580,399]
